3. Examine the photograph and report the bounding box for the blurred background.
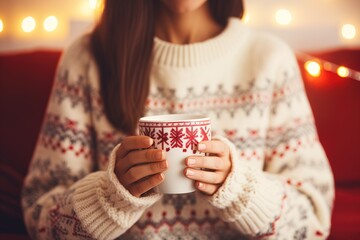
[0,0,359,52]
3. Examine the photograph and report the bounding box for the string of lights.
[0,0,358,81]
[0,0,103,34]
[297,52,360,82]
[0,0,357,37]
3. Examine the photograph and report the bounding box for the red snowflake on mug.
[184,127,199,150]
[142,127,156,139]
[200,127,210,141]
[170,127,184,148]
[156,128,169,150]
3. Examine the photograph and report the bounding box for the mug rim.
[139,114,209,123]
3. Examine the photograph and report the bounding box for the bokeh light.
[305,60,321,77]
[275,9,292,25]
[89,0,99,10]
[341,24,356,40]
[337,66,350,78]
[43,16,58,32]
[0,19,3,33]
[22,16,36,33]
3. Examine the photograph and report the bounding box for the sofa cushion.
[300,49,360,184]
[0,50,62,234]
[329,187,360,239]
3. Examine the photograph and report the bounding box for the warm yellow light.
[0,19,3,33]
[275,9,292,25]
[242,13,250,23]
[337,66,350,78]
[44,16,58,32]
[81,0,103,18]
[89,0,99,10]
[305,60,321,77]
[341,24,356,40]
[22,16,36,33]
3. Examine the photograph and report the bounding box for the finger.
[195,181,219,195]
[121,160,168,186]
[129,173,165,197]
[117,136,153,159]
[186,156,227,171]
[117,148,165,175]
[184,168,225,184]
[125,148,165,168]
[197,140,229,156]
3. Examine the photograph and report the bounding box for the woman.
[22,0,334,239]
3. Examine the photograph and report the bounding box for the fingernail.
[156,151,163,160]
[158,173,164,180]
[160,161,168,169]
[198,144,206,151]
[147,138,153,146]
[187,158,196,166]
[186,169,195,176]
[197,182,204,189]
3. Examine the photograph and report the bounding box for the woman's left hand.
[184,140,232,195]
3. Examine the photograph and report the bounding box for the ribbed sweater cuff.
[72,144,162,240]
[206,136,286,236]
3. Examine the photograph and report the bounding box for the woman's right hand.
[114,136,167,197]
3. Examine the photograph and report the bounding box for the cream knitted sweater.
[22,18,334,240]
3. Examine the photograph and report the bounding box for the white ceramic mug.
[139,114,211,194]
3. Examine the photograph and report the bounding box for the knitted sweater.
[22,18,334,240]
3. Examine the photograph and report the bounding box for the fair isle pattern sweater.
[22,18,334,240]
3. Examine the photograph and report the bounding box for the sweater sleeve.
[21,36,161,240]
[204,38,334,239]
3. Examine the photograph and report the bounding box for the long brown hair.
[90,0,244,135]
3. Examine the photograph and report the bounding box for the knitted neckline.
[152,17,244,68]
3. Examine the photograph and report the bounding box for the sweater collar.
[152,17,244,68]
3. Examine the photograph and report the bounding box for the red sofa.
[0,48,359,239]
